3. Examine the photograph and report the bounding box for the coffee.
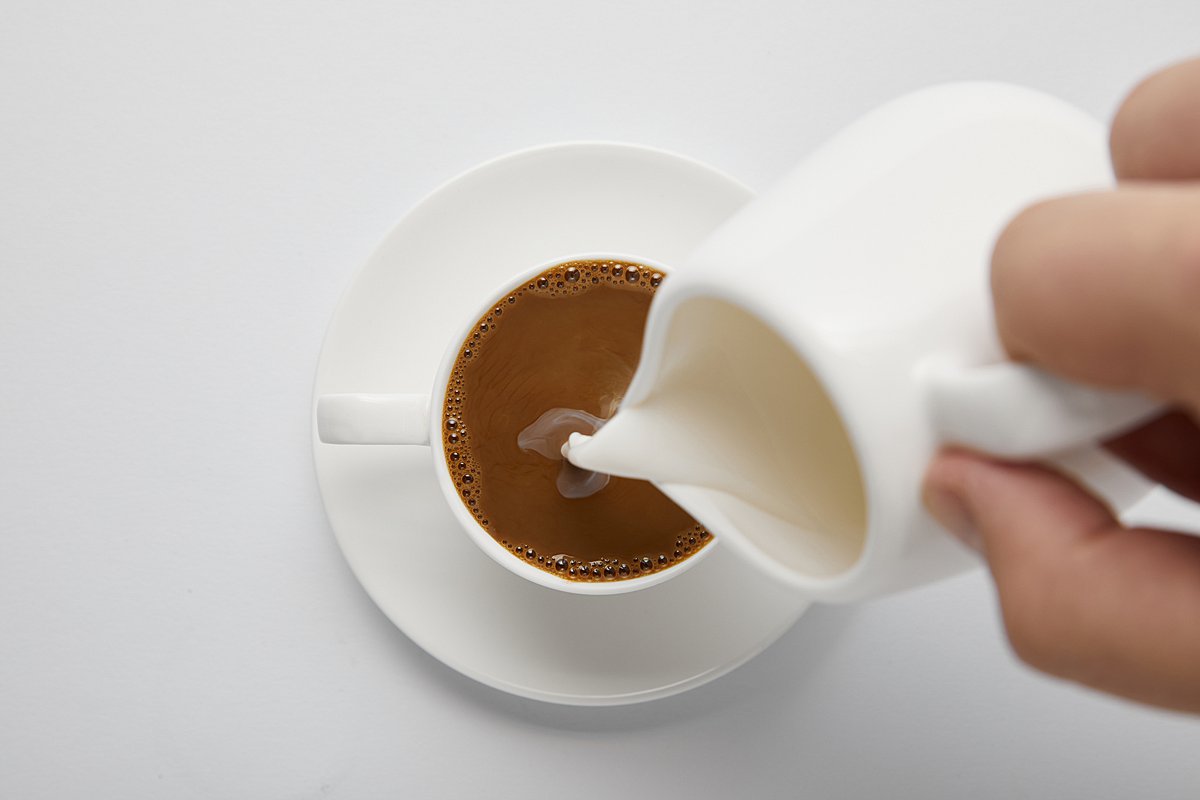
[440,259,710,582]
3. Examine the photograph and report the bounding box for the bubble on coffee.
[442,259,711,582]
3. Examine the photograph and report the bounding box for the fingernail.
[923,486,983,554]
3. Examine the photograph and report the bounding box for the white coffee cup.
[316,253,709,595]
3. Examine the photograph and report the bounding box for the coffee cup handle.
[316,393,431,445]
[922,360,1164,507]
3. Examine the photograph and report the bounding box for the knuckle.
[993,200,1050,262]
[997,590,1060,672]
[1110,58,1200,179]
[1164,215,1200,396]
[990,198,1067,348]
[1167,217,1200,301]
[992,198,1069,280]
[992,202,1044,294]
[1109,73,1158,176]
[992,559,1083,678]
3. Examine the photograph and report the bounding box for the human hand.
[922,58,1200,714]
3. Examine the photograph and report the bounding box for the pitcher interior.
[641,297,869,578]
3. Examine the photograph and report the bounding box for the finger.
[991,186,1200,410]
[1104,409,1200,503]
[1111,57,1200,180]
[924,450,1200,714]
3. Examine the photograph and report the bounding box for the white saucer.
[312,142,811,705]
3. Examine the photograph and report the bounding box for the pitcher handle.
[922,359,1164,507]
[923,360,1161,458]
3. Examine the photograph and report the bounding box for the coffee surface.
[441,259,710,581]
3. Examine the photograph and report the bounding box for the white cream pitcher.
[563,82,1163,602]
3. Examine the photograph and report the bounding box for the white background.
[3,1,1200,797]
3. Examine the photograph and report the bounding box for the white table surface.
[4,2,1200,797]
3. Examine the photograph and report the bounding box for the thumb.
[923,449,1200,713]
[923,449,1117,570]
